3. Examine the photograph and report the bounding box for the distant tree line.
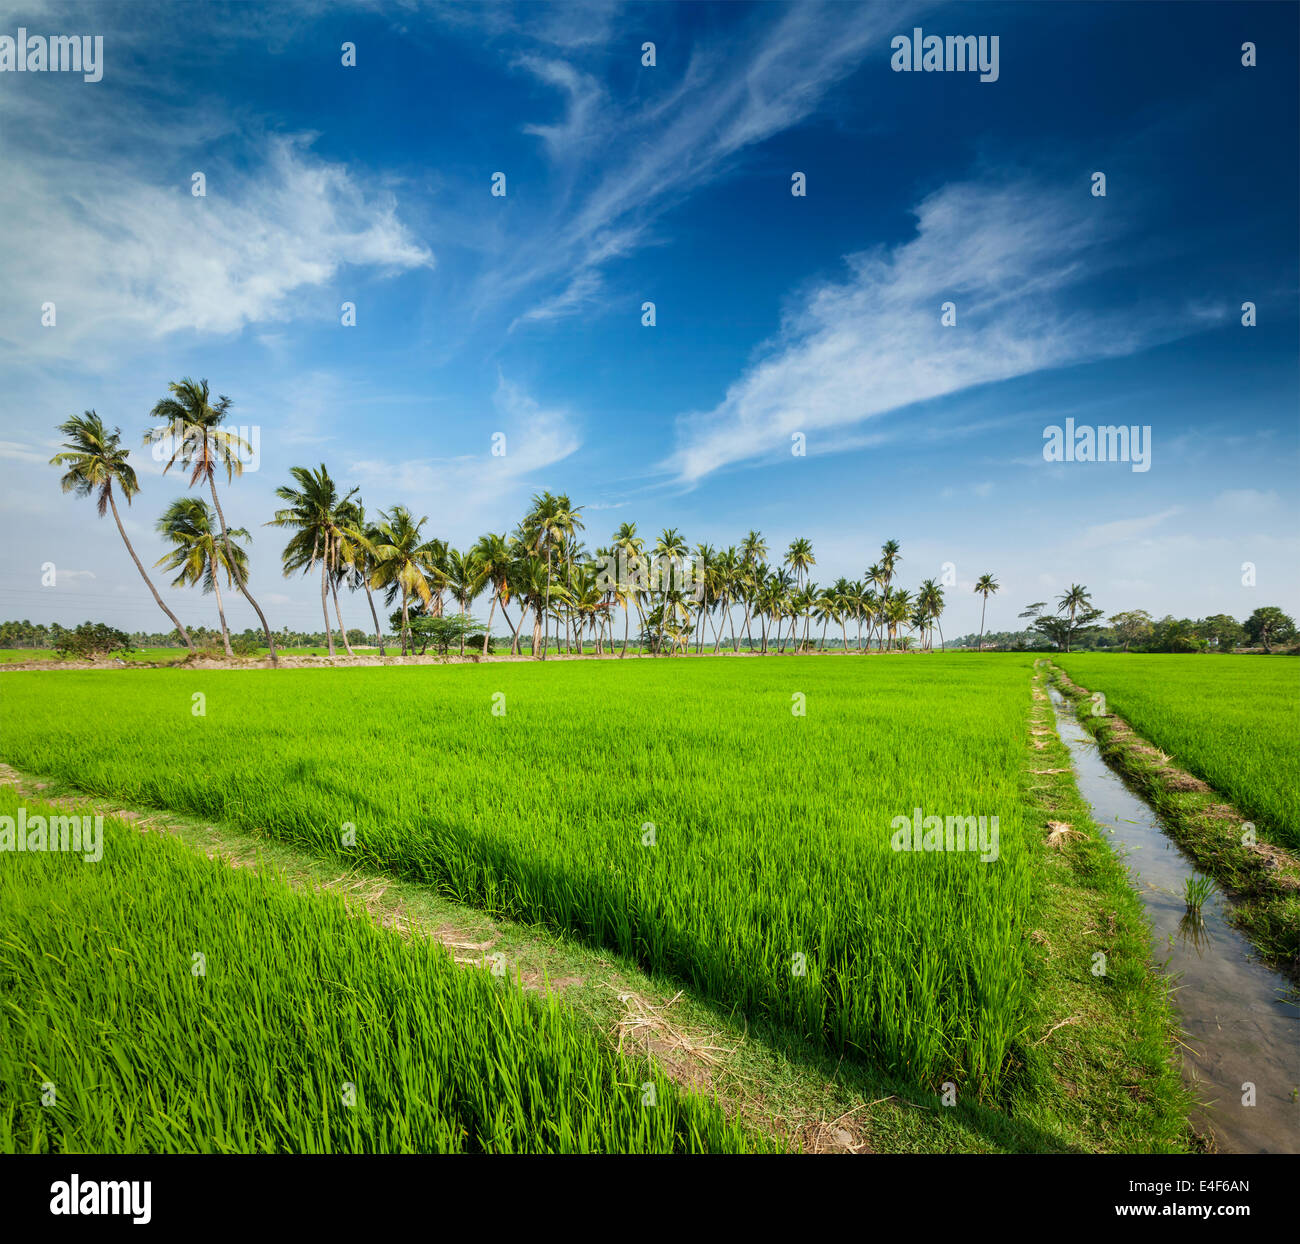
[950,603,1296,654]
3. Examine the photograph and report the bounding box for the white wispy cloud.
[1083,506,1184,544]
[663,177,1203,485]
[347,375,581,540]
[0,85,432,364]
[480,0,922,322]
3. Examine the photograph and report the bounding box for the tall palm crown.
[1057,583,1092,622]
[50,411,195,652]
[52,410,140,513]
[974,573,1000,652]
[155,497,249,591]
[784,537,816,587]
[144,377,277,664]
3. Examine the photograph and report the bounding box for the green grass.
[0,655,1041,1094]
[1056,654,1300,849]
[0,787,766,1154]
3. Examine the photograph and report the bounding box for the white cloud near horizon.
[664,177,1218,486]
[347,375,581,542]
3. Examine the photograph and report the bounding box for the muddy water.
[1047,687,1299,1154]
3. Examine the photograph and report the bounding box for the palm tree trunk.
[483,588,499,657]
[210,565,234,657]
[206,471,278,667]
[978,597,987,652]
[105,488,195,653]
[621,600,630,657]
[331,576,355,657]
[320,535,336,657]
[364,580,386,656]
[400,587,410,656]
[542,549,552,661]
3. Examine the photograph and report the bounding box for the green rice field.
[1056,654,1300,848]
[0,787,761,1154]
[0,656,1038,1092]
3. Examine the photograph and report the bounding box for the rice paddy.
[0,785,766,1154]
[0,655,1039,1092]
[1055,654,1300,848]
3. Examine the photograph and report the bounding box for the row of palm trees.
[50,384,1005,659]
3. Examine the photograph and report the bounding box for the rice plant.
[0,788,768,1154]
[1057,655,1299,848]
[0,655,1038,1091]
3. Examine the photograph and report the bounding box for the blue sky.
[1,0,1296,638]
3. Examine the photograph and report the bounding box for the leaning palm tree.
[154,497,249,657]
[975,573,1000,651]
[144,378,278,665]
[50,412,195,653]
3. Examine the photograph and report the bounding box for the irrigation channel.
[1046,687,1299,1153]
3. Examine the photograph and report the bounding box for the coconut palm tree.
[652,528,689,655]
[917,578,946,652]
[739,530,767,649]
[784,537,816,648]
[154,497,249,656]
[267,464,358,658]
[144,378,278,665]
[342,500,387,655]
[472,532,513,658]
[885,589,913,651]
[611,521,648,657]
[814,585,840,650]
[371,506,436,655]
[880,539,901,591]
[692,542,717,653]
[1056,584,1093,653]
[522,492,564,659]
[975,573,1000,651]
[50,412,196,653]
[865,562,888,650]
[443,547,487,656]
[711,546,741,654]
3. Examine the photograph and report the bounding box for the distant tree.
[53,621,133,660]
[1199,613,1244,652]
[1150,615,1203,653]
[1109,609,1153,653]
[1243,606,1296,653]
